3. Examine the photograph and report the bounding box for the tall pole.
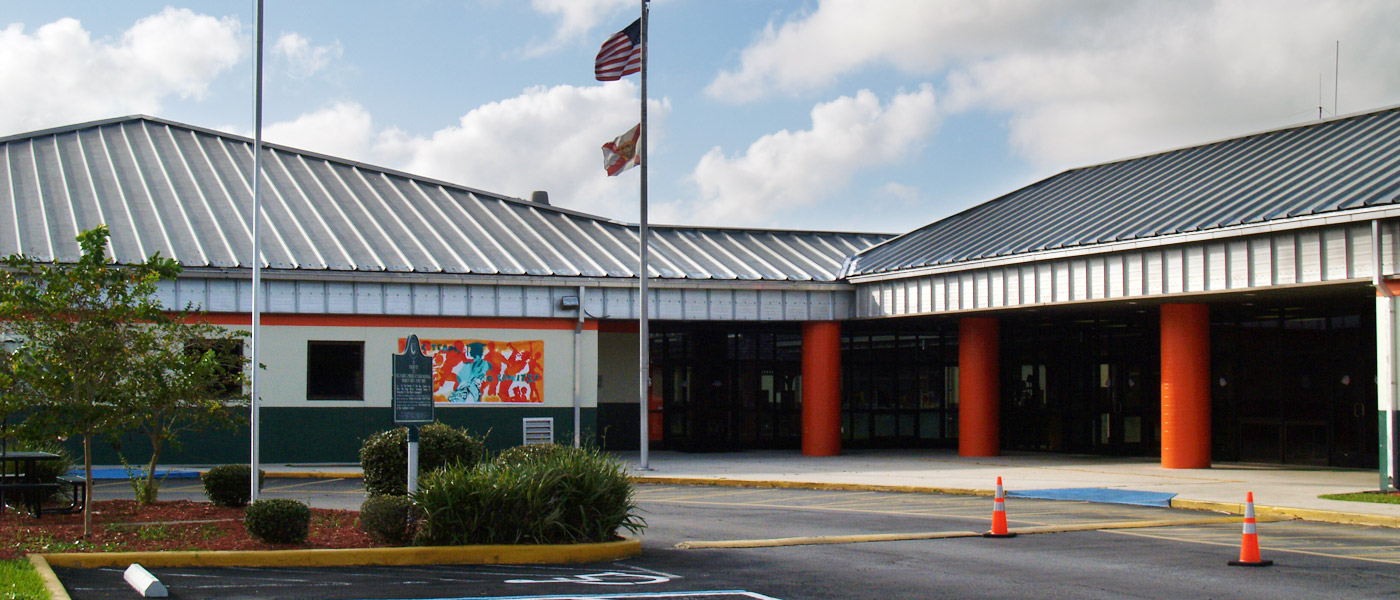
[637,0,652,470]
[249,0,265,502]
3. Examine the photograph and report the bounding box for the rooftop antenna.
[1334,41,1340,117]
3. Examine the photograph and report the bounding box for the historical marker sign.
[393,334,435,424]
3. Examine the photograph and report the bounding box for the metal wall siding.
[357,284,384,315]
[327,282,356,314]
[853,221,1385,317]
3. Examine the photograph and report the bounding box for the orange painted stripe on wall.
[185,313,598,331]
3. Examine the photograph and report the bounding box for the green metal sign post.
[393,334,434,493]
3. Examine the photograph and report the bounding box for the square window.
[186,338,245,398]
[307,341,364,400]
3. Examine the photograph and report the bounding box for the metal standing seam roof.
[0,115,889,283]
[847,105,1400,277]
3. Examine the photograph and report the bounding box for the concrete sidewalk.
[613,449,1400,526]
[189,448,1400,526]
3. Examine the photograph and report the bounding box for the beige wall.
[597,330,639,405]
[256,323,597,410]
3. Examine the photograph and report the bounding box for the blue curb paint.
[1006,488,1176,507]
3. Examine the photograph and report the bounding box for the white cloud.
[264,101,376,161]
[273,32,342,80]
[261,83,670,220]
[658,85,938,227]
[706,0,1070,103]
[708,1,1400,170]
[0,8,243,135]
[527,0,635,54]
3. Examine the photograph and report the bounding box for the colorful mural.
[398,338,545,404]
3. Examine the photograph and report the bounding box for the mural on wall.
[398,338,545,404]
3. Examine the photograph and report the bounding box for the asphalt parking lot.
[53,482,1400,599]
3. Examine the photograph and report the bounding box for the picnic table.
[0,450,84,517]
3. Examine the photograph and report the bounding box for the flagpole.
[637,0,652,471]
[249,0,265,501]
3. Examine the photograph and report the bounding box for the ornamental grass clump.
[414,445,644,546]
[359,422,486,497]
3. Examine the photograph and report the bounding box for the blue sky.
[3,1,1399,235]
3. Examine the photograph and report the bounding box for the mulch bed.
[0,500,385,560]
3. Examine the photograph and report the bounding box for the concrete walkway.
[614,449,1400,525]
[203,448,1399,526]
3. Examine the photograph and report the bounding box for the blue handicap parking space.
[67,467,200,480]
[1006,487,1176,507]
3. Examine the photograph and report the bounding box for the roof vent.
[530,190,550,205]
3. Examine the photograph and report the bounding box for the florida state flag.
[602,123,641,176]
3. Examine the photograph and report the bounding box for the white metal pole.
[574,285,585,448]
[637,0,652,471]
[249,0,265,502]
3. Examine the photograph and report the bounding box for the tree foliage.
[0,226,246,532]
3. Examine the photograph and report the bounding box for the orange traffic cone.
[983,476,1017,538]
[1228,492,1273,567]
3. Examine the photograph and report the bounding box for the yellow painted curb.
[40,537,640,569]
[261,471,362,479]
[27,554,71,600]
[632,476,992,497]
[675,516,1246,549]
[1171,498,1400,528]
[678,530,981,549]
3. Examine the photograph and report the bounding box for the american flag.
[595,19,642,81]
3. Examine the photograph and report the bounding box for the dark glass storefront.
[1000,309,1160,456]
[1211,296,1377,468]
[633,291,1376,467]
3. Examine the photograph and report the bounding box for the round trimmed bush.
[360,422,486,496]
[359,495,420,545]
[245,499,310,544]
[201,465,266,507]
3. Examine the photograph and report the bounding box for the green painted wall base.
[66,406,598,466]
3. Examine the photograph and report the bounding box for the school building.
[2,107,1396,490]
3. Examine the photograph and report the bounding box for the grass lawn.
[1319,491,1400,505]
[0,558,49,600]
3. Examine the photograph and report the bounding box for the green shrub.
[359,495,421,545]
[360,422,486,496]
[201,465,266,507]
[413,446,644,546]
[494,443,571,469]
[244,499,310,544]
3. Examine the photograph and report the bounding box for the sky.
[2,1,1399,235]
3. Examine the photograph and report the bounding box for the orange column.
[1160,303,1212,469]
[959,317,1001,457]
[802,321,842,456]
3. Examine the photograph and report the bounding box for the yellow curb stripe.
[261,471,362,479]
[632,476,991,497]
[40,537,640,569]
[1171,498,1400,529]
[677,530,982,549]
[27,554,71,600]
[675,517,1251,550]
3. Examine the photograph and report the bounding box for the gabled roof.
[848,105,1400,277]
[0,115,887,282]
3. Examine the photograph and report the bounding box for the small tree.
[115,324,249,505]
[0,226,180,535]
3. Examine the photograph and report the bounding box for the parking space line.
[1110,528,1400,565]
